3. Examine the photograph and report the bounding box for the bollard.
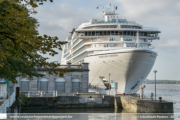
[16,87,20,100]
[123,93,125,96]
[28,91,30,97]
[159,97,162,102]
[151,93,154,101]
[56,91,57,97]
[41,91,43,97]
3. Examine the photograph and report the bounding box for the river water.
[20,84,180,120]
[138,84,180,113]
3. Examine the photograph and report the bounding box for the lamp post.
[109,73,111,96]
[153,70,157,101]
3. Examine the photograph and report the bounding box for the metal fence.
[22,91,77,97]
[0,92,15,113]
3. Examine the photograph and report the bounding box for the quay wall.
[22,96,121,109]
[21,95,173,113]
[120,96,173,113]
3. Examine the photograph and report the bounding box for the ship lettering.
[99,54,118,58]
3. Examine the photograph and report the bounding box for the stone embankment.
[21,93,173,113]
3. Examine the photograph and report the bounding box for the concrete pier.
[21,94,173,113]
[119,96,173,113]
[21,96,115,109]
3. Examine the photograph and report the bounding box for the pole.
[109,73,110,96]
[155,72,156,101]
[154,70,157,101]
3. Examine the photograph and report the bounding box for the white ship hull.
[61,4,160,94]
[84,49,157,94]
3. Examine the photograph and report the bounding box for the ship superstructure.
[61,4,160,94]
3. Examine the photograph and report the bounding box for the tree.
[0,0,70,83]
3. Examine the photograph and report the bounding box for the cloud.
[32,3,94,40]
[116,0,170,17]
[159,39,180,47]
[115,0,180,25]
[30,3,94,63]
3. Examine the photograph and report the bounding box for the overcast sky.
[31,0,180,80]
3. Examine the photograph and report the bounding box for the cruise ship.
[61,4,161,94]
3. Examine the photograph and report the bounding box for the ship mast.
[97,4,118,22]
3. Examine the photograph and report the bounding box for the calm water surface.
[21,84,180,120]
[139,84,180,113]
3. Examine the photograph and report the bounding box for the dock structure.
[118,96,173,113]
[20,92,173,113]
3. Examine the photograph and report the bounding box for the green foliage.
[0,0,71,83]
[20,92,28,107]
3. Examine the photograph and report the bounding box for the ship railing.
[70,48,86,59]
[148,46,155,49]
[84,27,117,29]
[143,27,158,30]
[76,35,159,40]
[71,54,87,64]
[92,21,141,26]
[88,44,154,49]
[73,42,84,52]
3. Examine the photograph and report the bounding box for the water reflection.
[8,113,176,120]
[19,109,176,120]
[21,108,123,113]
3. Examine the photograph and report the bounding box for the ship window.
[115,31,118,35]
[101,31,105,36]
[92,31,95,36]
[87,31,90,36]
[85,32,87,36]
[127,31,130,35]
[107,31,110,35]
[111,31,114,35]
[119,31,123,35]
[131,31,133,36]
[139,32,141,36]
[123,31,126,36]
[155,33,158,37]
[95,31,100,36]
[89,32,92,36]
[144,32,147,36]
[131,31,134,36]
[100,31,102,36]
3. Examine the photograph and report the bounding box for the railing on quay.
[22,91,79,97]
[0,92,15,113]
[22,89,117,98]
